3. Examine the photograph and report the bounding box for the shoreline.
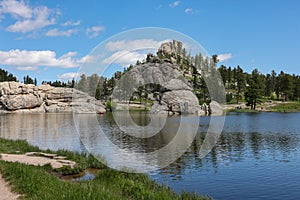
[0,138,209,200]
[225,101,300,113]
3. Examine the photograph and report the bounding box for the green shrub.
[105,100,117,112]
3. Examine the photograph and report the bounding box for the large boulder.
[160,90,203,115]
[209,100,224,116]
[0,82,36,95]
[0,82,105,114]
[0,93,42,110]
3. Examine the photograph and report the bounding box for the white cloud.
[57,72,80,80]
[0,0,57,33]
[0,49,79,69]
[169,1,180,8]
[106,39,170,52]
[218,53,233,62]
[0,0,32,19]
[45,28,78,37]
[17,66,38,71]
[184,8,193,15]
[102,50,146,66]
[61,20,81,26]
[86,26,105,38]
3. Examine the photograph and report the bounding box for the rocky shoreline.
[0,82,106,114]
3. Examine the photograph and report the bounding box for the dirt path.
[0,153,76,169]
[0,174,19,200]
[0,152,77,200]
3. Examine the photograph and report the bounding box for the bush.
[105,100,117,112]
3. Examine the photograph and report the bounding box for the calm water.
[0,112,300,200]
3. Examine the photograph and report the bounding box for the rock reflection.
[0,113,82,151]
[0,112,299,177]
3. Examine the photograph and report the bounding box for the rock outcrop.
[150,79,204,115]
[116,40,223,115]
[157,40,183,59]
[116,58,203,115]
[0,82,105,114]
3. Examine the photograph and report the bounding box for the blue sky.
[0,0,299,83]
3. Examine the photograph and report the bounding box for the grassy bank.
[268,101,300,112]
[0,138,209,200]
[226,101,300,113]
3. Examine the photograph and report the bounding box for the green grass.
[0,138,210,200]
[0,138,40,154]
[0,138,106,175]
[269,101,300,112]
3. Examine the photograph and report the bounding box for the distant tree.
[0,68,18,82]
[100,78,109,100]
[77,74,88,92]
[23,75,34,84]
[212,54,219,64]
[88,74,100,97]
[235,66,245,104]
[292,75,300,101]
[227,66,232,85]
[136,82,144,104]
[244,69,264,110]
[271,70,277,94]
[218,65,228,85]
[136,60,141,65]
[276,71,293,101]
[95,87,101,100]
[265,73,272,97]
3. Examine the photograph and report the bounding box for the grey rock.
[121,57,203,115]
[161,90,203,115]
[209,100,224,116]
[0,93,42,110]
[164,79,192,91]
[0,82,105,114]
[158,40,183,59]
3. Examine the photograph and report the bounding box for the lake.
[0,112,299,200]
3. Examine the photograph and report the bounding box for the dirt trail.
[0,152,77,200]
[0,174,19,200]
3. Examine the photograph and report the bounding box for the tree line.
[218,65,300,109]
[1,48,300,111]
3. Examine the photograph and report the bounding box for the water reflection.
[75,112,199,172]
[0,112,300,199]
[0,113,83,151]
[0,112,299,171]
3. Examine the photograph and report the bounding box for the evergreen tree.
[244,69,264,110]
[77,74,88,92]
[0,68,18,82]
[265,74,272,97]
[23,75,34,84]
[235,66,245,104]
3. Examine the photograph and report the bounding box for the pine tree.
[235,66,245,104]
[244,69,264,110]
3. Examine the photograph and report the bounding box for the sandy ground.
[0,153,76,169]
[0,152,77,200]
[0,174,19,200]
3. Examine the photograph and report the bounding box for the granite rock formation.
[0,82,105,114]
